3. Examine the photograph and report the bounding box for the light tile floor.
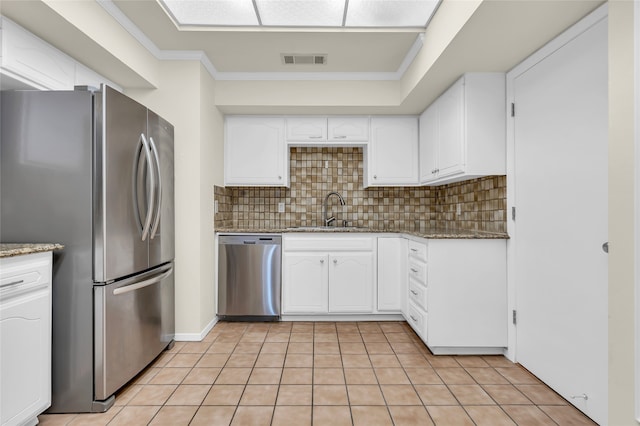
[38,321,597,425]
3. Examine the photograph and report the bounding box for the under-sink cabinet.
[224,116,289,187]
[0,252,52,426]
[282,235,375,314]
[402,237,507,354]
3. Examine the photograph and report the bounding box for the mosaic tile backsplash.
[215,147,506,233]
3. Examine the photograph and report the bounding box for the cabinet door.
[286,117,327,142]
[282,253,328,314]
[0,289,51,426]
[328,252,374,313]
[436,78,465,178]
[1,18,74,90]
[328,117,369,142]
[368,117,419,186]
[419,104,439,183]
[225,117,287,186]
[377,238,406,312]
[427,240,506,348]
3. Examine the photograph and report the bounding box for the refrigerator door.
[94,86,151,282]
[147,110,175,267]
[94,263,174,400]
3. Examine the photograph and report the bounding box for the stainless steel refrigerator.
[0,85,175,413]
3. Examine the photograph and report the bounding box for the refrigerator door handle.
[112,265,173,295]
[148,136,162,240]
[133,133,156,241]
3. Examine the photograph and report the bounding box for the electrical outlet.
[214,200,218,214]
[325,160,329,169]
[278,202,285,213]
[456,204,461,216]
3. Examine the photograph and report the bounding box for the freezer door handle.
[148,136,162,240]
[113,265,172,295]
[133,133,156,241]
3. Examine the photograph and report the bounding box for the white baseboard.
[174,317,218,342]
[280,314,404,322]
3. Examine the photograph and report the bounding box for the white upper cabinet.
[225,116,289,187]
[286,117,327,142]
[365,116,419,187]
[286,116,369,144]
[327,117,369,142]
[1,18,74,90]
[1,18,121,92]
[420,73,506,185]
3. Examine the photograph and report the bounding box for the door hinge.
[511,103,515,117]
[511,206,516,220]
[512,310,517,325]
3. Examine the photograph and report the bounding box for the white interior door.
[511,13,608,425]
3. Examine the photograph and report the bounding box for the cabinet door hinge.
[511,103,515,117]
[511,206,516,221]
[512,310,517,325]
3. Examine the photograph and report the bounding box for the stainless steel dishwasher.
[218,234,281,320]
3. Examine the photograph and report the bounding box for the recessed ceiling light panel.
[256,0,345,27]
[159,0,440,28]
[160,0,259,26]
[346,0,439,27]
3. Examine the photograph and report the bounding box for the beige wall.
[126,61,222,336]
[200,67,224,329]
[608,1,636,423]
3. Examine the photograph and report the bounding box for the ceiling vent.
[281,54,327,65]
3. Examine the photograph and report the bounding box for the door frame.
[505,3,609,362]
[634,0,640,421]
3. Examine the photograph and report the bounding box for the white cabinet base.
[0,252,52,426]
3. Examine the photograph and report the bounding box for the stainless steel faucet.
[323,191,346,226]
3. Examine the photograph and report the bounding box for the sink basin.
[286,226,369,231]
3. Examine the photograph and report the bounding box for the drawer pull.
[410,248,418,252]
[410,290,418,296]
[2,279,25,288]
[410,315,418,322]
[410,268,418,273]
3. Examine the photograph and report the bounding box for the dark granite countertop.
[0,243,65,258]
[216,227,509,239]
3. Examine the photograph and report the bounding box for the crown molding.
[98,0,423,83]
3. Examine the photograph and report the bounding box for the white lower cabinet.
[282,235,375,315]
[403,238,507,354]
[376,238,406,312]
[282,252,328,314]
[328,253,373,313]
[0,252,53,426]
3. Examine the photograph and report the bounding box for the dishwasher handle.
[219,235,282,246]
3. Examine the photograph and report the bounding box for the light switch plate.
[278,202,285,213]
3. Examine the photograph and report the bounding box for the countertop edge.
[0,243,65,258]
[214,228,509,240]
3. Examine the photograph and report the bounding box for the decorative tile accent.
[214,147,506,233]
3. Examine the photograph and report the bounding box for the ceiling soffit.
[108,0,425,78]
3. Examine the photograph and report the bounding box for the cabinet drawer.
[408,240,427,263]
[408,279,427,311]
[0,253,51,300]
[284,236,374,252]
[406,301,426,339]
[408,260,426,285]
